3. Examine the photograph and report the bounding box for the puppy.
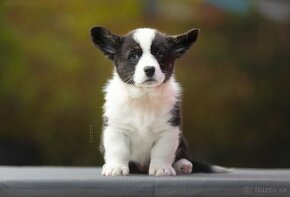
[90,27,223,176]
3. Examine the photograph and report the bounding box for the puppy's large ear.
[169,28,199,58]
[90,27,123,60]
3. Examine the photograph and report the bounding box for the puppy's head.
[90,27,199,87]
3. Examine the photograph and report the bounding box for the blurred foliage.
[0,0,289,168]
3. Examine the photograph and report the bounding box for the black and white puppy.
[90,27,223,176]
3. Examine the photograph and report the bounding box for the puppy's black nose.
[144,66,155,78]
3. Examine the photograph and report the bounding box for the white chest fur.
[103,72,181,164]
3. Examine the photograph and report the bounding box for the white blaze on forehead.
[132,28,165,87]
[132,28,156,52]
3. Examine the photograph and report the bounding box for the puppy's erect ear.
[169,28,199,58]
[90,27,123,60]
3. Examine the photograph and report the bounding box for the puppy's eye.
[156,50,164,59]
[129,52,139,61]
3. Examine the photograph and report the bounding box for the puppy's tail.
[191,160,233,173]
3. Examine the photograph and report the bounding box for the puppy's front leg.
[149,128,179,176]
[102,126,130,176]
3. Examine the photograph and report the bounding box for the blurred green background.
[0,0,289,168]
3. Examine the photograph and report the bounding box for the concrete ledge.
[0,167,290,197]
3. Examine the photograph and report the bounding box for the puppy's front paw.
[101,164,129,176]
[149,165,176,176]
[173,159,192,175]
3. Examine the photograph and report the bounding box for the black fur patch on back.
[168,101,181,127]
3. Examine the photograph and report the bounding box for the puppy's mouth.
[135,78,160,87]
[144,78,157,83]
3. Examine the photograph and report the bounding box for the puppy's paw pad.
[173,159,192,175]
[101,164,129,176]
[149,165,176,176]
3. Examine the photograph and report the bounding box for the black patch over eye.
[151,32,175,83]
[128,51,140,62]
[114,34,142,85]
[156,50,164,59]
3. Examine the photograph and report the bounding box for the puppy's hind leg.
[174,135,192,175]
[173,158,193,175]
